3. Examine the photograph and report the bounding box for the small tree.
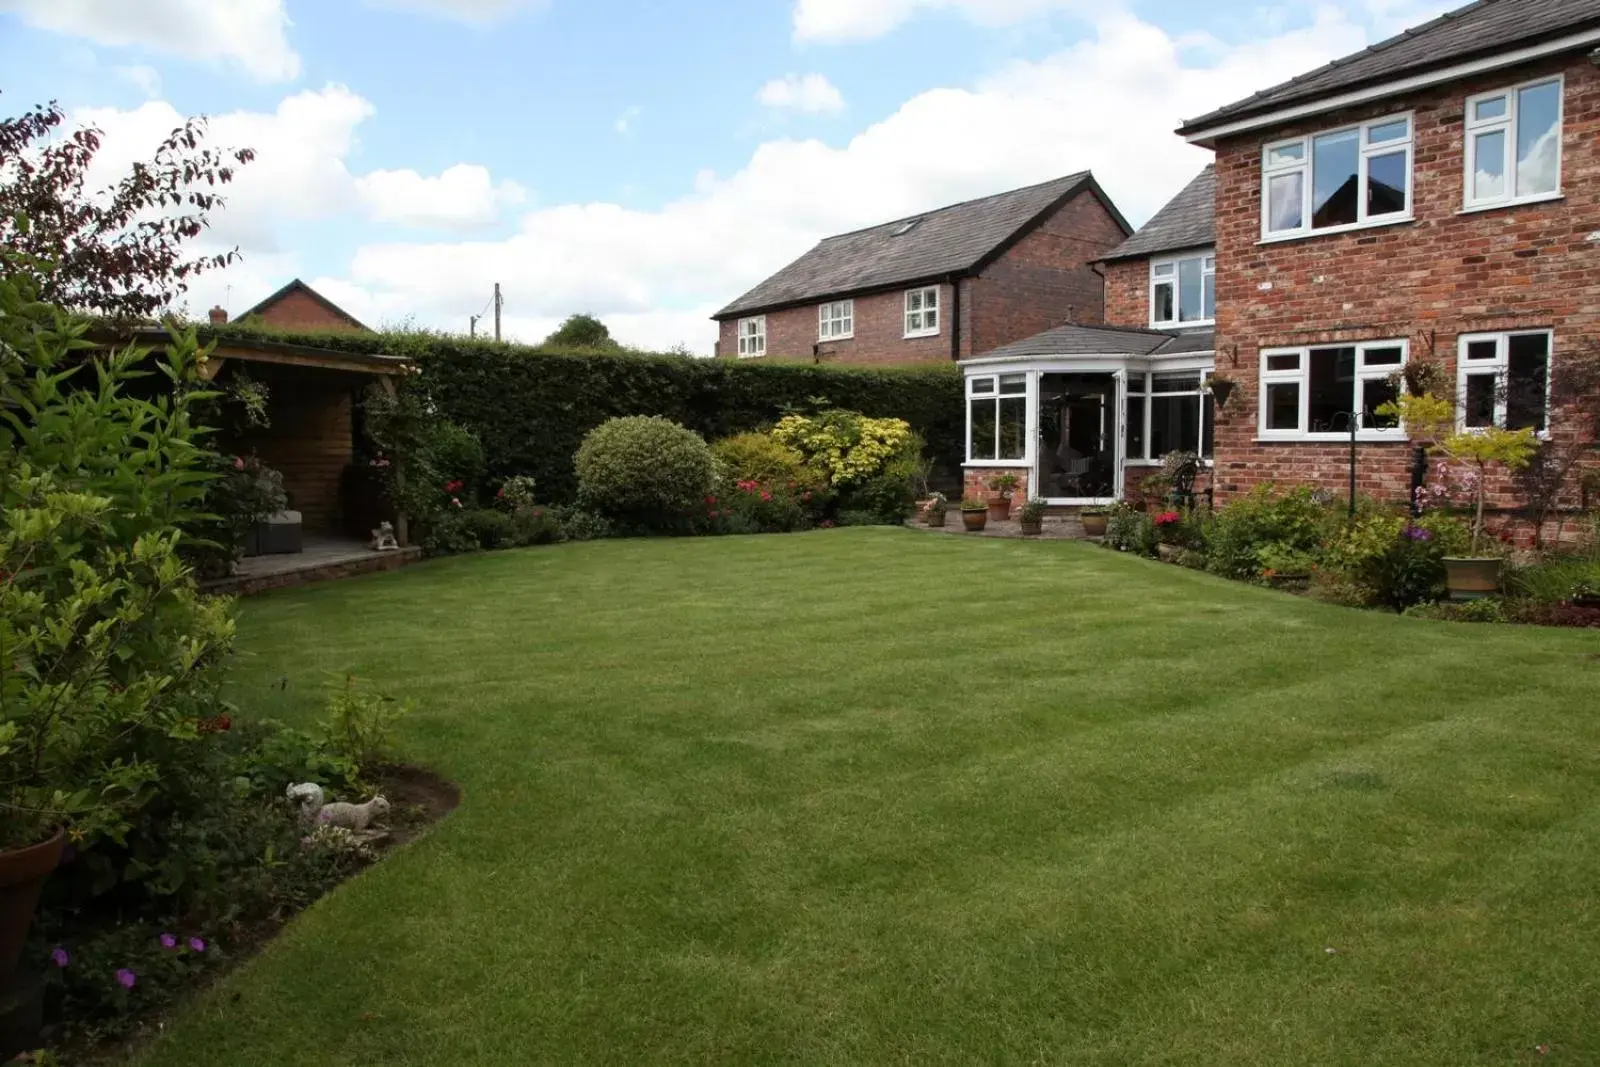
[0,99,255,319]
[544,314,618,350]
[1512,341,1600,549]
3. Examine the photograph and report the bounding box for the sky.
[0,0,1457,352]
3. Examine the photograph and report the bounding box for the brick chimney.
[208,306,228,326]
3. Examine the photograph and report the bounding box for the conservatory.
[960,325,1216,505]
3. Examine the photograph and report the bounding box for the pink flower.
[233,457,245,471]
[50,947,68,968]
[760,491,772,502]
[160,933,177,949]
[189,938,206,953]
[115,968,137,989]
[451,497,463,509]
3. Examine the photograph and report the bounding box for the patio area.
[202,536,422,596]
[906,514,1094,540]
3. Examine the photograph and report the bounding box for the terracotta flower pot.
[1443,557,1501,601]
[1080,514,1108,538]
[1020,518,1043,536]
[923,509,948,528]
[0,829,64,990]
[962,510,988,532]
[987,498,1012,522]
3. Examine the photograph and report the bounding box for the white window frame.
[1149,252,1215,328]
[1455,329,1554,434]
[1257,340,1410,441]
[965,373,1029,466]
[904,286,940,338]
[1462,75,1564,212]
[1124,368,1215,462]
[818,300,854,341]
[1260,112,1413,242]
[736,316,766,358]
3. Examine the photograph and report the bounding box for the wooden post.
[379,376,410,548]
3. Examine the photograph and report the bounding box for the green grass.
[137,530,1600,1066]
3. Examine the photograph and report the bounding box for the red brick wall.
[250,289,364,332]
[1212,51,1600,509]
[1102,259,1152,328]
[963,466,1031,509]
[714,188,1128,366]
[969,190,1129,352]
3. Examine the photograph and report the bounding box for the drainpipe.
[949,275,962,362]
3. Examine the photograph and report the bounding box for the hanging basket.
[1209,378,1236,409]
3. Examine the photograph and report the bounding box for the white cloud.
[113,65,163,99]
[356,165,527,230]
[793,0,1080,43]
[364,0,548,22]
[60,7,1394,355]
[614,106,643,135]
[757,74,847,114]
[0,0,299,81]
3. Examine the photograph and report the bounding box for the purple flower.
[160,933,177,949]
[50,947,69,968]
[115,968,137,989]
[1406,527,1433,542]
[189,938,207,953]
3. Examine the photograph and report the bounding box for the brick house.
[212,278,370,333]
[959,0,1600,518]
[711,173,1132,366]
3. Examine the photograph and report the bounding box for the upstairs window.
[818,300,854,341]
[1150,252,1215,327]
[1464,77,1562,209]
[1258,341,1407,438]
[905,286,940,337]
[1458,330,1551,432]
[737,316,766,358]
[1262,113,1411,239]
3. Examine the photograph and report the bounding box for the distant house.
[711,173,1132,366]
[212,279,369,333]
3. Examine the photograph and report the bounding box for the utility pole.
[493,283,503,342]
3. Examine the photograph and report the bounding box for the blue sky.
[0,0,1451,349]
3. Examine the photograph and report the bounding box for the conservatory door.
[1034,372,1120,503]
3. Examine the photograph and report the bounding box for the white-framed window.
[736,316,766,358]
[1125,370,1214,461]
[1464,76,1562,210]
[1457,330,1552,433]
[1262,113,1412,239]
[1150,253,1215,327]
[1258,340,1408,439]
[818,300,854,341]
[905,286,940,337]
[967,373,1028,463]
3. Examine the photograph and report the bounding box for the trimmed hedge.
[206,324,964,503]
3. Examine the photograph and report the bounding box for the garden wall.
[207,326,965,502]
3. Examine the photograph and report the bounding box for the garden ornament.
[286,782,326,821]
[370,522,400,551]
[316,795,391,832]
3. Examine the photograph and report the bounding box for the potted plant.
[1573,578,1600,611]
[1207,374,1238,409]
[1380,393,1537,600]
[987,473,1020,521]
[1079,506,1110,538]
[1018,498,1047,536]
[960,497,990,531]
[1153,509,1185,561]
[922,492,948,527]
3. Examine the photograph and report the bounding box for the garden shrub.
[1320,512,1469,613]
[549,505,614,542]
[322,674,409,780]
[771,410,914,487]
[1205,485,1331,580]
[576,416,715,531]
[1405,598,1508,624]
[510,506,566,546]
[1505,557,1600,603]
[711,432,820,492]
[1503,601,1600,628]
[1104,502,1156,556]
[460,508,517,550]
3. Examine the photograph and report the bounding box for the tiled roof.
[715,173,1127,319]
[1102,166,1214,262]
[1180,0,1600,137]
[967,325,1214,362]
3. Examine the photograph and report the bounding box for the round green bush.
[575,416,714,530]
[711,432,821,491]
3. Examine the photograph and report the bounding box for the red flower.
[760,491,772,502]
[801,492,812,502]
[705,495,717,505]
[197,713,232,734]
[1155,511,1181,526]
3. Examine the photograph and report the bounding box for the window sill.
[1149,319,1215,330]
[1255,433,1409,444]
[963,459,1030,468]
[903,329,941,340]
[818,335,854,343]
[1457,191,1564,216]
[1257,215,1413,246]
[737,353,765,359]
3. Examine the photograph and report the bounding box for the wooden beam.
[209,344,409,376]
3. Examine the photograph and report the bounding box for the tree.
[544,313,619,350]
[0,99,255,319]
[1513,340,1600,548]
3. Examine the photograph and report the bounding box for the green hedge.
[207,325,964,503]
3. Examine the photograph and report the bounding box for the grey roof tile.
[1102,166,1214,262]
[967,325,1214,361]
[715,172,1123,318]
[1180,0,1600,137]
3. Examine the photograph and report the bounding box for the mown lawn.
[137,529,1600,1065]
